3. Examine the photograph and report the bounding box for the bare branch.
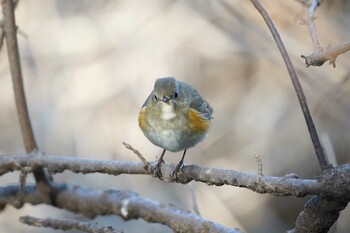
[301,41,350,67]
[296,0,350,67]
[1,153,350,199]
[294,196,347,233]
[20,216,123,233]
[1,0,37,153]
[0,20,4,51]
[307,0,321,49]
[249,1,347,231]
[0,184,243,233]
[0,153,147,176]
[249,0,331,171]
[1,0,52,190]
[0,1,19,51]
[122,142,150,169]
[254,153,263,175]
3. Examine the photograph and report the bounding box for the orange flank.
[138,107,147,130]
[188,108,210,133]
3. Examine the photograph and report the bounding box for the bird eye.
[154,95,158,101]
[174,92,178,98]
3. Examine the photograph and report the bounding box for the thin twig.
[122,142,150,169]
[2,0,36,158]
[249,0,331,171]
[1,0,52,187]
[307,0,321,49]
[20,216,123,233]
[254,153,263,176]
[0,20,4,51]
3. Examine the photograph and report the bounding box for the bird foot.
[155,157,165,180]
[171,161,184,182]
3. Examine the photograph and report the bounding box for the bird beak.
[161,96,170,103]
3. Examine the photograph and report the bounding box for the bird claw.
[171,162,184,182]
[155,158,165,180]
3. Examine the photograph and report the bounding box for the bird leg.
[172,150,187,181]
[155,149,166,179]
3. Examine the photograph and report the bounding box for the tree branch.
[249,0,330,171]
[293,196,348,233]
[301,41,350,67]
[296,0,350,67]
[306,0,321,49]
[1,153,350,199]
[249,1,346,232]
[1,0,52,195]
[20,216,123,233]
[1,0,37,153]
[0,184,243,233]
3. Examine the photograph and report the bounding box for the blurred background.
[0,0,349,232]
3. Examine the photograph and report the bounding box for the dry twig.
[296,0,350,67]
[254,153,263,176]
[122,142,150,169]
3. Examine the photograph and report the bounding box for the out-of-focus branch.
[294,0,324,49]
[1,0,52,197]
[1,153,350,199]
[307,0,321,49]
[0,184,243,233]
[1,0,37,151]
[249,0,330,171]
[293,196,347,233]
[20,216,123,233]
[0,1,25,51]
[301,41,350,67]
[0,20,4,51]
[296,0,350,67]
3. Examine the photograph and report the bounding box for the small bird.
[138,77,213,179]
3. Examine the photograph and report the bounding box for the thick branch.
[249,0,330,170]
[1,153,350,199]
[0,184,243,233]
[294,196,348,233]
[1,0,51,187]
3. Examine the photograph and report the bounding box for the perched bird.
[138,77,213,179]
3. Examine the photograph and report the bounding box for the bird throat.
[160,102,176,120]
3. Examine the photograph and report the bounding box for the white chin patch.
[161,103,176,120]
